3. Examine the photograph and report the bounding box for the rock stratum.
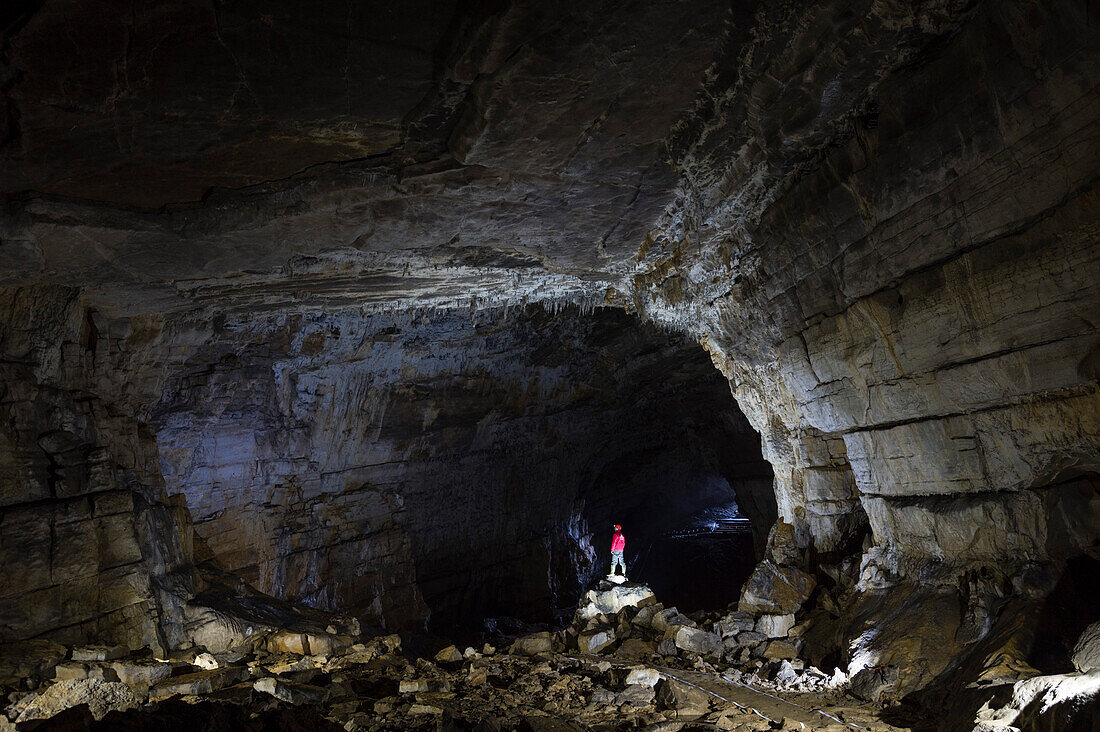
[0,0,1098,728]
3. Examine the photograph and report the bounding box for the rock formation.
[1,0,1098,728]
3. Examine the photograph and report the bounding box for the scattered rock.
[14,679,140,722]
[399,678,452,694]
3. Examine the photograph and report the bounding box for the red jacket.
[611,531,626,552]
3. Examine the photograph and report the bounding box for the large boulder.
[148,666,251,701]
[738,561,816,615]
[578,626,617,654]
[13,679,141,722]
[654,678,712,720]
[510,632,554,656]
[1072,621,1100,672]
[756,613,796,638]
[576,583,656,621]
[672,627,723,659]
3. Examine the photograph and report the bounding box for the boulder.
[254,677,328,705]
[654,678,712,719]
[672,627,723,659]
[735,631,767,646]
[715,612,755,638]
[510,632,554,656]
[192,652,219,670]
[756,613,796,638]
[578,626,617,654]
[306,632,353,656]
[14,679,140,722]
[848,665,899,703]
[651,607,695,632]
[53,662,88,681]
[762,640,799,661]
[1072,621,1100,672]
[110,660,172,689]
[614,684,656,706]
[149,666,251,701]
[267,631,310,655]
[738,561,816,615]
[576,583,656,620]
[614,638,657,660]
[624,668,662,687]
[434,645,463,664]
[399,678,452,694]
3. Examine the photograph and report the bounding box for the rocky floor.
[13,579,1095,731]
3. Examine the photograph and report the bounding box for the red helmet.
[614,524,622,531]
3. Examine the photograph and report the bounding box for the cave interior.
[0,0,1098,730]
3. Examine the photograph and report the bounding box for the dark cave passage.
[145,303,774,637]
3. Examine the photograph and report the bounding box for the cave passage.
[146,304,775,637]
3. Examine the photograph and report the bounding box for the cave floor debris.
[571,654,906,731]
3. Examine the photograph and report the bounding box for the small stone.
[409,702,444,714]
[482,643,496,656]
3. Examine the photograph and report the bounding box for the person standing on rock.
[610,524,627,578]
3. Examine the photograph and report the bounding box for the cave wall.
[0,287,191,650]
[629,0,1100,693]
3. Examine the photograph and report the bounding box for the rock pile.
[560,579,823,675]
